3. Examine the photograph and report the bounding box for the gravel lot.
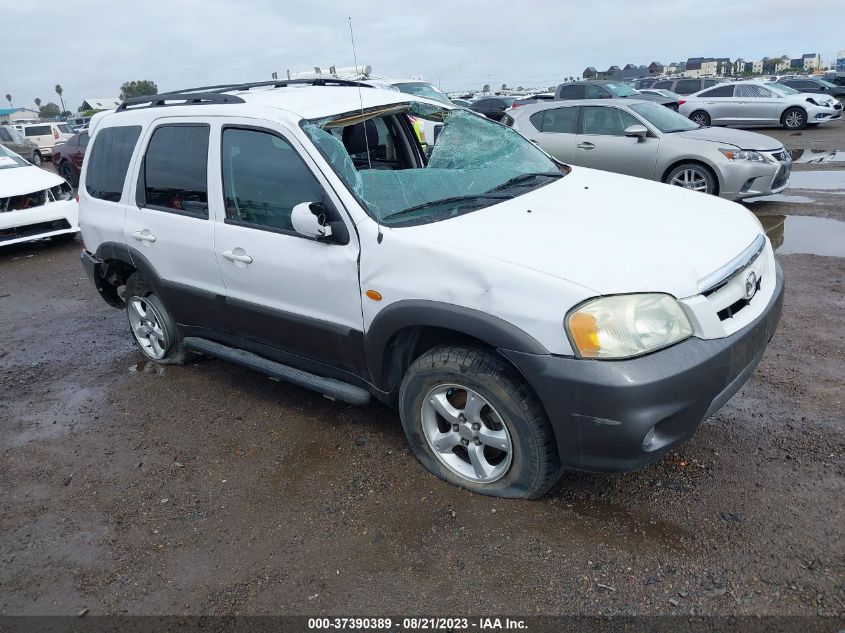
[1,121,843,618]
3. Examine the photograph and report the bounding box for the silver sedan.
[505,99,791,200]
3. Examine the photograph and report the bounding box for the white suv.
[79,80,784,499]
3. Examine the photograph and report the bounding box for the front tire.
[399,346,561,499]
[58,161,77,187]
[124,273,188,364]
[31,151,42,167]
[665,162,717,195]
[782,107,807,130]
[689,110,711,127]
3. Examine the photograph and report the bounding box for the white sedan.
[679,81,842,130]
[0,145,78,247]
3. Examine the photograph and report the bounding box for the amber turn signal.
[365,289,382,301]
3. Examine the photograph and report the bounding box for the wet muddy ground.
[1,121,843,617]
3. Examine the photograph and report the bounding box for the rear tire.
[124,273,189,365]
[398,345,561,499]
[31,151,42,167]
[782,107,807,130]
[58,161,77,187]
[690,110,711,127]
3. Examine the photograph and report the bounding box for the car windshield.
[817,79,838,88]
[303,104,563,226]
[605,82,638,97]
[767,83,799,95]
[629,102,699,133]
[0,145,29,170]
[392,82,452,105]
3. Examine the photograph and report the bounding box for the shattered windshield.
[303,104,563,226]
[392,82,452,105]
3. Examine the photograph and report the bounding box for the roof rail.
[115,79,375,113]
[116,92,245,112]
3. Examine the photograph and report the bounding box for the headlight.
[719,148,767,162]
[566,294,693,359]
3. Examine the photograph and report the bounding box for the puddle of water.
[787,149,845,164]
[761,215,845,257]
[787,171,845,191]
[129,360,166,375]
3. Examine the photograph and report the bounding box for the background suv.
[0,125,42,166]
[651,77,722,95]
[555,81,679,109]
[779,77,845,102]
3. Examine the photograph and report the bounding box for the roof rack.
[115,78,375,112]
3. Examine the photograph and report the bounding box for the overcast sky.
[3,0,843,111]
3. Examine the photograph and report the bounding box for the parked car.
[0,145,78,246]
[78,80,782,499]
[0,125,43,166]
[555,81,679,110]
[469,96,518,121]
[450,98,472,107]
[507,99,791,200]
[637,88,684,102]
[651,77,722,95]
[50,131,89,186]
[779,77,845,102]
[630,78,661,90]
[20,122,74,159]
[510,93,555,109]
[679,81,842,129]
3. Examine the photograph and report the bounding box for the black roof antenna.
[348,16,382,244]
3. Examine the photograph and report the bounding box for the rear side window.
[58,124,72,133]
[653,81,673,89]
[142,125,209,217]
[25,125,51,136]
[699,85,735,97]
[584,84,608,99]
[736,85,772,98]
[674,80,701,95]
[558,85,584,99]
[85,125,142,202]
[531,107,578,133]
[0,128,11,141]
[222,127,324,232]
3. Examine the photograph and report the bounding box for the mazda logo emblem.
[744,271,757,301]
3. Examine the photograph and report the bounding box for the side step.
[183,337,371,406]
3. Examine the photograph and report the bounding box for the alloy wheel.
[670,168,710,192]
[785,111,804,128]
[421,384,513,484]
[127,296,169,359]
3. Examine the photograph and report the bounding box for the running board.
[183,337,371,406]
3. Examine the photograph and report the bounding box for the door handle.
[222,250,253,264]
[576,142,595,150]
[132,230,156,243]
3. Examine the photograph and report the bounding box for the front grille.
[0,190,47,213]
[772,164,791,189]
[770,149,788,162]
[717,277,762,321]
[0,219,71,242]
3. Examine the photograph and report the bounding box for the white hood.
[400,167,763,299]
[0,164,65,197]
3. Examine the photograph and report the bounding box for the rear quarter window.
[85,125,142,202]
[674,80,701,95]
[25,125,51,136]
[699,85,735,97]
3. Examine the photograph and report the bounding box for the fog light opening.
[740,177,756,193]
[642,427,656,451]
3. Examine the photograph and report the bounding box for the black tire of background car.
[59,162,78,187]
[781,107,808,130]
[124,273,190,365]
[398,345,562,499]
[32,151,42,167]
[689,110,711,127]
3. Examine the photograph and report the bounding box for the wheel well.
[661,159,720,195]
[781,105,806,122]
[690,109,709,119]
[382,326,494,391]
[98,258,136,306]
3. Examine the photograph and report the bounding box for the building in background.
[802,53,822,71]
[837,50,845,72]
[0,107,39,123]
[79,98,120,112]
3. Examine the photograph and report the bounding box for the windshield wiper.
[382,193,514,220]
[488,171,562,192]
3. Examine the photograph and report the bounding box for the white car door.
[522,106,578,163]
[123,117,227,331]
[735,84,781,125]
[210,120,364,372]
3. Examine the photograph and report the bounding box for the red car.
[51,131,89,186]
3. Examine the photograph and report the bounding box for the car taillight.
[75,194,79,203]
[678,99,686,106]
[53,129,59,139]
[511,103,521,108]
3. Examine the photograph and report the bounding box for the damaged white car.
[0,145,78,246]
[79,80,783,498]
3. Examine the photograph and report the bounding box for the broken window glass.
[303,105,562,225]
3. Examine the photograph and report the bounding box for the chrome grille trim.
[699,234,766,295]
